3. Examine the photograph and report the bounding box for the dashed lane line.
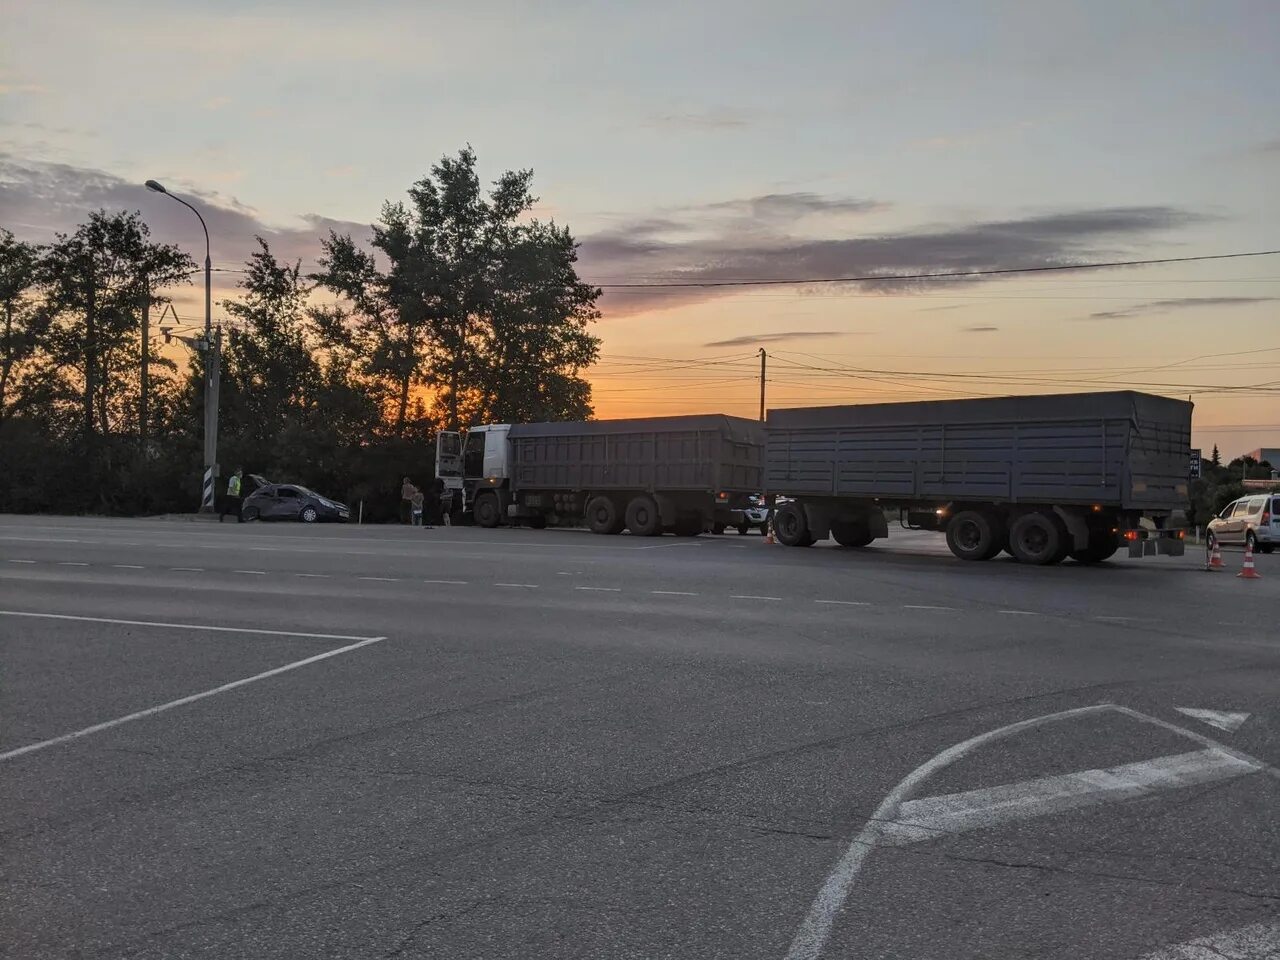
[731,595,783,601]
[495,583,538,588]
[651,590,698,596]
[57,561,89,567]
[112,564,145,570]
[814,600,870,607]
[232,570,267,576]
[903,604,956,611]
[358,576,400,582]
[295,573,330,578]
[998,609,1040,616]
[171,567,204,572]
[424,579,468,585]
[575,586,621,592]
[7,559,36,564]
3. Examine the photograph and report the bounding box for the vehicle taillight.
[1264,511,1272,525]
[1124,530,1140,541]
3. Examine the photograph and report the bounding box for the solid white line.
[651,590,698,596]
[576,586,621,592]
[998,609,1039,616]
[878,749,1259,846]
[233,569,267,575]
[7,559,36,564]
[731,594,782,601]
[784,704,1279,960]
[815,600,870,607]
[903,604,955,611]
[423,579,468,585]
[1138,919,1280,959]
[0,636,386,762]
[0,610,385,642]
[495,582,537,588]
[112,564,145,570]
[57,561,89,566]
[358,576,399,582]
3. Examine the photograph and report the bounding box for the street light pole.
[145,179,220,512]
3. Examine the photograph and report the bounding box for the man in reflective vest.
[220,467,245,523]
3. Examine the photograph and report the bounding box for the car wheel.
[300,505,319,523]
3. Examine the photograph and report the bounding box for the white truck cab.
[435,425,512,521]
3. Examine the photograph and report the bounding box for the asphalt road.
[2,515,1277,960]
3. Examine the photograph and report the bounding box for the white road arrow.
[1174,707,1252,732]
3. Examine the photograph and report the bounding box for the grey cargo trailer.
[765,391,1192,565]
[437,415,765,536]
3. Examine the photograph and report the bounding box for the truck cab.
[435,424,513,523]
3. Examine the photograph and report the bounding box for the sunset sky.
[3,0,1278,457]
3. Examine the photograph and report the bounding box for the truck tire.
[474,492,501,528]
[945,510,999,561]
[1008,511,1067,566]
[830,520,874,548]
[586,496,623,535]
[673,516,702,537]
[774,501,813,547]
[711,523,726,535]
[625,495,662,536]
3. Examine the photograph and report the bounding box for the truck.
[764,390,1192,565]
[435,414,765,536]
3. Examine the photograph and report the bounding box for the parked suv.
[1207,494,1278,553]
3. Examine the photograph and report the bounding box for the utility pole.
[758,347,767,422]
[139,280,149,451]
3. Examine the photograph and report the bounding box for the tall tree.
[0,230,45,427]
[40,212,192,445]
[314,147,600,431]
[1210,443,1221,468]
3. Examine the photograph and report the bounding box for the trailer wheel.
[945,510,999,561]
[1008,511,1067,565]
[774,501,812,547]
[586,496,624,535]
[831,520,874,548]
[474,492,501,529]
[625,495,662,536]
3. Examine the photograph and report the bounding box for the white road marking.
[731,594,782,601]
[784,703,1277,960]
[57,561,89,566]
[295,573,330,578]
[1174,707,1252,732]
[233,569,267,575]
[112,564,145,570]
[815,600,870,607]
[556,571,574,576]
[877,749,1259,846]
[0,610,385,642]
[7,559,36,564]
[358,576,399,582]
[0,536,85,543]
[171,567,204,572]
[0,636,386,762]
[1138,918,1280,959]
[423,579,468,585]
[495,582,537,588]
[903,604,955,611]
[998,609,1039,616]
[1095,615,1144,622]
[652,590,698,596]
[576,586,621,592]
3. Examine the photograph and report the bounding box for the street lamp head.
[144,179,168,194]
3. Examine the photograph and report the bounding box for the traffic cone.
[764,517,775,545]
[1237,541,1262,580]
[1206,539,1225,571]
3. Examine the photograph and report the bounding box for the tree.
[40,212,192,446]
[0,230,45,427]
[1210,444,1221,468]
[314,147,600,432]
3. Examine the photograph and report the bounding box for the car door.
[250,485,279,519]
[1228,499,1253,542]
[274,486,304,520]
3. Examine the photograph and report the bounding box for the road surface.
[2,515,1277,959]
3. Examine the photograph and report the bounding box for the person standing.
[411,489,425,527]
[220,467,244,523]
[400,476,417,525]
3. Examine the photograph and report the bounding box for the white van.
[1207,495,1279,553]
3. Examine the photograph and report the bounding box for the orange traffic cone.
[1206,539,1225,571]
[764,517,776,545]
[1237,540,1262,580]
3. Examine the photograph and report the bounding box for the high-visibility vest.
[227,475,241,497]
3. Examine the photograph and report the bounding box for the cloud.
[579,203,1211,315]
[962,325,999,333]
[0,154,368,274]
[700,192,883,219]
[702,330,846,348]
[1083,296,1277,321]
[645,111,751,130]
